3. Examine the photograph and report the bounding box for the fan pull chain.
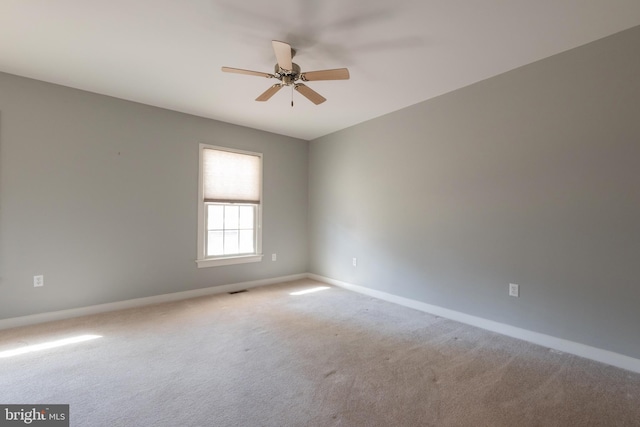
[291,85,294,107]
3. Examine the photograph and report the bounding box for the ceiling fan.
[222,40,350,106]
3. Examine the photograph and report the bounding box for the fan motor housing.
[275,63,301,85]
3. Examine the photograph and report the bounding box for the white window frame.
[196,143,263,268]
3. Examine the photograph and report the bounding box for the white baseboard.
[4,271,639,374]
[307,273,640,374]
[0,273,307,331]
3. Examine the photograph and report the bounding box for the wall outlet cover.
[509,283,519,297]
[34,275,44,287]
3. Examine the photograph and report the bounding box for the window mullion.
[222,205,227,255]
[237,205,241,250]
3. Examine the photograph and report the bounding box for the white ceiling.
[1,1,640,140]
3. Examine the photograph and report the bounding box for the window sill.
[196,254,263,268]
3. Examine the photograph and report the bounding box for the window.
[196,144,263,267]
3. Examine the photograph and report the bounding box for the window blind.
[203,148,261,203]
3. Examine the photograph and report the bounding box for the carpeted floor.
[1,279,639,426]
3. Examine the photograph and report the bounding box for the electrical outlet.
[509,283,519,297]
[272,253,277,261]
[34,275,44,287]
[352,258,357,267]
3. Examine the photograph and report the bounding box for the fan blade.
[256,84,283,102]
[221,67,274,78]
[295,84,326,105]
[272,40,293,71]
[301,68,350,81]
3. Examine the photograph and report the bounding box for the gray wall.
[0,72,308,320]
[309,26,640,359]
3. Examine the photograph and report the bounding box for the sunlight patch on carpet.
[289,286,330,296]
[0,335,102,358]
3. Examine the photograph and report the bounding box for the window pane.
[207,205,224,230]
[224,230,239,254]
[239,206,254,229]
[224,205,239,229]
[207,231,224,256]
[239,230,254,254]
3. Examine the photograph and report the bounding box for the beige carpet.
[1,279,639,426]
